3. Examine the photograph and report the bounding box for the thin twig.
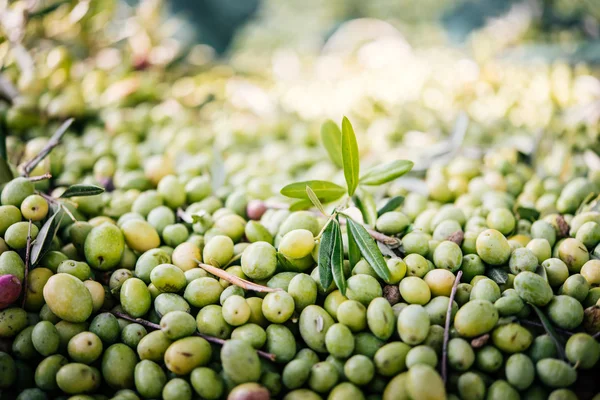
[197,262,280,293]
[110,311,276,361]
[442,270,462,384]
[21,118,74,176]
[21,220,32,308]
[26,173,52,182]
[39,193,77,222]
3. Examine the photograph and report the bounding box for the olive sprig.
[282,117,413,294]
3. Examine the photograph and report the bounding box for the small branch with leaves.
[279,117,413,295]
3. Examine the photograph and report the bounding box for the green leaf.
[347,225,361,269]
[306,186,326,215]
[289,199,313,211]
[535,264,548,282]
[321,120,343,168]
[487,267,508,285]
[31,211,64,266]
[318,220,336,291]
[516,207,540,222]
[332,219,346,295]
[341,117,359,196]
[276,252,297,272]
[353,192,377,227]
[0,156,13,185]
[529,303,567,361]
[281,180,346,203]
[211,148,226,192]
[60,184,105,198]
[0,117,6,160]
[377,196,405,217]
[346,218,391,281]
[360,160,414,186]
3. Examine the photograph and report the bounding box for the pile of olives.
[0,142,600,400]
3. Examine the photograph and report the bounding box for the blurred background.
[0,0,599,185]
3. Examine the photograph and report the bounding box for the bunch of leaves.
[280,117,414,294]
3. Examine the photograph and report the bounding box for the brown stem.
[197,262,280,293]
[110,311,276,362]
[26,173,52,182]
[442,270,462,384]
[21,118,74,176]
[21,220,32,308]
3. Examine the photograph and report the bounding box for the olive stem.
[21,118,74,176]
[196,261,281,293]
[26,173,52,182]
[315,213,337,241]
[20,220,32,308]
[110,311,277,362]
[176,208,194,224]
[442,270,462,384]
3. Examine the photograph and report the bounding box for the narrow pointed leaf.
[347,225,361,269]
[60,184,105,198]
[529,303,566,360]
[211,148,226,192]
[341,117,359,196]
[377,196,405,216]
[487,267,508,285]
[289,199,313,211]
[318,221,336,290]
[281,180,346,202]
[360,160,414,186]
[321,120,343,168]
[0,156,13,185]
[332,220,346,295]
[31,211,64,265]
[277,252,297,272]
[516,207,540,222]
[353,192,377,227]
[346,218,391,281]
[306,186,326,215]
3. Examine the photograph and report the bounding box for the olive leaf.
[332,218,346,295]
[281,180,346,203]
[0,118,6,160]
[318,220,336,290]
[277,252,297,271]
[529,303,567,361]
[360,160,414,186]
[306,186,326,215]
[30,211,64,266]
[60,184,105,198]
[289,199,313,211]
[353,191,377,227]
[346,217,391,281]
[377,196,405,216]
[347,224,361,269]
[211,148,226,192]
[377,241,399,259]
[341,117,359,196]
[516,207,540,222]
[487,267,508,285]
[0,156,13,185]
[535,264,548,282]
[321,120,343,168]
